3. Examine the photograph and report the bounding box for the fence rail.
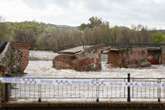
[1,74,165,103]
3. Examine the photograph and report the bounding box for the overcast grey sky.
[0,0,165,29]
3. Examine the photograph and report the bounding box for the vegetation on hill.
[151,32,165,44]
[0,16,165,51]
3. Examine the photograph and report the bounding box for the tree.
[152,32,165,44]
[15,30,36,48]
[0,17,10,41]
[79,16,103,30]
[79,16,111,45]
[88,16,103,28]
[79,23,87,31]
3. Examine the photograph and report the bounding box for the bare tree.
[15,30,36,47]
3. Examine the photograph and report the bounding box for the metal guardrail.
[1,74,165,103]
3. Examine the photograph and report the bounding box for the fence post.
[38,84,42,102]
[1,74,10,103]
[96,78,99,103]
[157,78,161,102]
[127,73,131,102]
[1,82,9,103]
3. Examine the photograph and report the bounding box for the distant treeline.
[0,16,165,51]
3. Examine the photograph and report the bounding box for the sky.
[0,0,165,29]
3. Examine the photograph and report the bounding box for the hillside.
[1,17,165,52]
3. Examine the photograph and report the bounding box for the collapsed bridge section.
[0,41,31,75]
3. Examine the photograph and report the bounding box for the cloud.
[22,0,73,9]
[0,0,165,29]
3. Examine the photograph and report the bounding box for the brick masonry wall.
[128,48,148,64]
[53,52,101,71]
[54,60,74,70]
[108,51,122,67]
[74,58,95,71]
[20,49,29,72]
[108,48,150,68]
[75,53,101,71]
[11,42,31,73]
[53,55,75,70]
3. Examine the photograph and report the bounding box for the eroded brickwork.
[0,42,30,75]
[53,47,101,71]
